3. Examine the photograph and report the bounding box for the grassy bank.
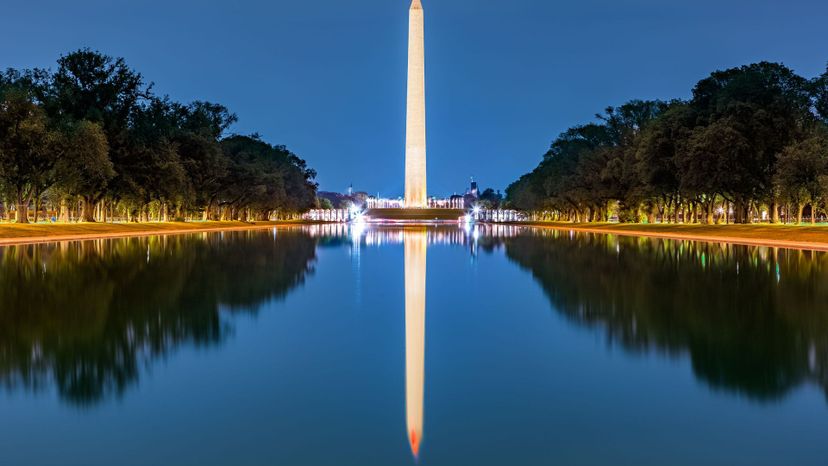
[519,222,828,251]
[0,220,309,246]
[6,219,828,251]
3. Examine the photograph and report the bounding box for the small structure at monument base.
[363,208,466,223]
[367,197,465,210]
[304,208,363,223]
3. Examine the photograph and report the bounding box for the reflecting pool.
[0,225,826,465]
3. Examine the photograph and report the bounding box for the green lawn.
[5,219,828,248]
[528,222,828,244]
[0,220,304,240]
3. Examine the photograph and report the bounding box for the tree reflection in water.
[0,230,318,406]
[502,228,828,403]
[3,224,826,410]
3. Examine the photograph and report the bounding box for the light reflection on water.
[404,229,426,458]
[0,225,826,465]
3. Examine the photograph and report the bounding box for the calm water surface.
[0,225,826,465]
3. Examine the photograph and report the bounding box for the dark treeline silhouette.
[0,49,318,223]
[502,229,828,403]
[507,62,828,224]
[0,230,318,405]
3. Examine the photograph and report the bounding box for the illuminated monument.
[363,0,465,222]
[405,0,427,208]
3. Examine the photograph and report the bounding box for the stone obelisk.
[405,0,427,208]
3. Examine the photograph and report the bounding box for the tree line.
[506,62,828,224]
[0,49,318,223]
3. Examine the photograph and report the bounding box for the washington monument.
[405,0,427,208]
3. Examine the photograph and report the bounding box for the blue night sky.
[2,0,827,196]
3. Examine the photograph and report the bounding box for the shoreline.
[4,220,828,252]
[511,222,828,252]
[0,221,314,247]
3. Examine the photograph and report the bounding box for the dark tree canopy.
[0,49,317,223]
[507,62,828,224]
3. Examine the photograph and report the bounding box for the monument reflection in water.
[342,225,482,459]
[404,229,426,457]
[360,225,507,459]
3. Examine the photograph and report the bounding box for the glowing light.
[410,430,421,458]
[350,218,366,242]
[404,230,426,459]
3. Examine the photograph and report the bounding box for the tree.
[0,50,319,223]
[54,120,113,222]
[677,118,754,223]
[813,65,828,122]
[478,188,503,209]
[774,130,828,223]
[689,62,814,222]
[176,102,237,220]
[317,197,334,210]
[505,172,544,213]
[505,102,665,222]
[0,83,57,223]
[634,102,692,222]
[219,135,317,221]
[44,49,150,208]
[122,97,189,221]
[507,62,825,225]
[45,48,147,131]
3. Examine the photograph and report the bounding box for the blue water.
[0,225,825,465]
